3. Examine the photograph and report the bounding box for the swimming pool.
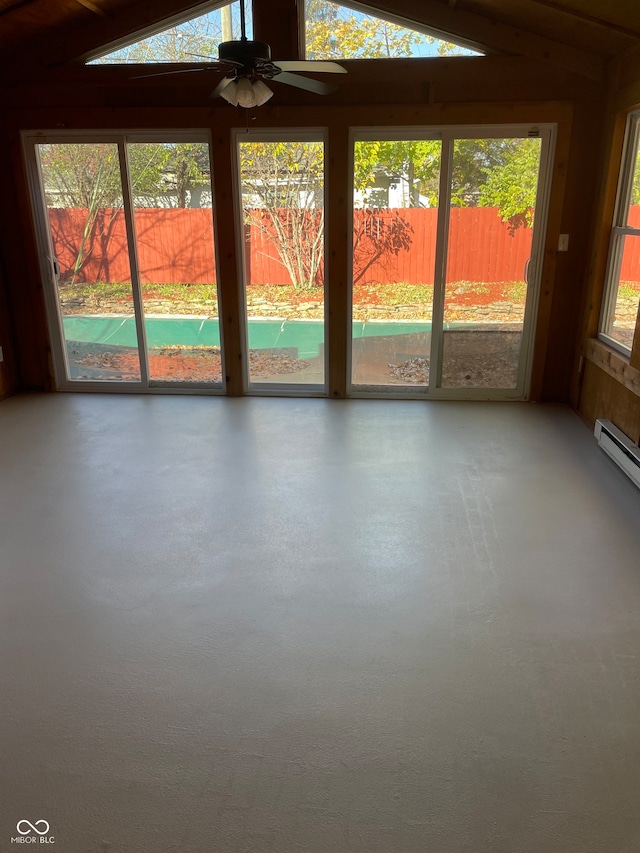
[62,316,434,360]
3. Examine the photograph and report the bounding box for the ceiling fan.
[132,0,347,107]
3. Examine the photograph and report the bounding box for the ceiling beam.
[353,0,604,80]
[73,0,109,18]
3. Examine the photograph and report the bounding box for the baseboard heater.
[594,419,640,490]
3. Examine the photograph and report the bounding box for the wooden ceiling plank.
[0,0,37,18]
[359,0,604,80]
[524,0,640,40]
[0,0,604,82]
[3,0,227,68]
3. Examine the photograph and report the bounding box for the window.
[88,1,252,64]
[304,0,482,59]
[600,111,640,354]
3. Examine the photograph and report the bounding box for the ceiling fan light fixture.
[235,76,258,108]
[251,79,274,106]
[219,78,239,105]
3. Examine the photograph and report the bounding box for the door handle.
[524,257,531,284]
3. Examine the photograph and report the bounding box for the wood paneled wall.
[0,53,604,400]
[579,360,640,444]
[0,121,53,393]
[574,60,640,437]
[0,250,18,400]
[0,117,21,399]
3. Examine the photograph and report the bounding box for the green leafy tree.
[306,0,422,58]
[354,140,441,207]
[449,139,512,207]
[477,139,541,228]
[305,0,465,59]
[631,145,640,205]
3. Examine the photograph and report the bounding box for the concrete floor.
[1,394,640,853]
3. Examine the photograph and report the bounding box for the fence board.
[51,205,638,288]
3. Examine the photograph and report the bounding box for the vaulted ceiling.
[0,0,638,90]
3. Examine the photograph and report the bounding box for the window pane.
[238,140,325,387]
[441,137,541,389]
[603,234,640,350]
[128,141,222,384]
[304,0,481,58]
[622,135,640,226]
[351,139,440,390]
[89,2,252,64]
[38,142,141,383]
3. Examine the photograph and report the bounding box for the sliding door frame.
[23,129,226,395]
[347,123,556,401]
[24,122,555,401]
[232,128,329,397]
[346,127,442,398]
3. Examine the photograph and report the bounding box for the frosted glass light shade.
[219,79,239,105]
[235,77,257,108]
[218,76,274,108]
[251,79,274,106]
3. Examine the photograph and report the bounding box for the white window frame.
[599,110,640,356]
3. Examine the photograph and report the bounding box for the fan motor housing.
[218,40,272,65]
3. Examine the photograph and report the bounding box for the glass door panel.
[351,139,440,391]
[128,141,222,385]
[440,137,542,389]
[37,142,141,382]
[238,138,325,388]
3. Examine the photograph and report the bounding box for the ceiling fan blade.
[272,60,347,74]
[130,66,224,80]
[187,52,244,67]
[271,71,337,95]
[210,76,234,99]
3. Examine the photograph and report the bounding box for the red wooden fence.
[46,206,640,286]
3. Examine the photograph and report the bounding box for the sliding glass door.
[350,126,553,399]
[440,136,543,391]
[237,134,326,392]
[27,134,223,391]
[350,136,441,392]
[27,125,553,400]
[36,142,142,382]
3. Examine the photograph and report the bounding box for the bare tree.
[239,141,325,290]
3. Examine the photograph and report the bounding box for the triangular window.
[304,0,482,59]
[88,1,252,64]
